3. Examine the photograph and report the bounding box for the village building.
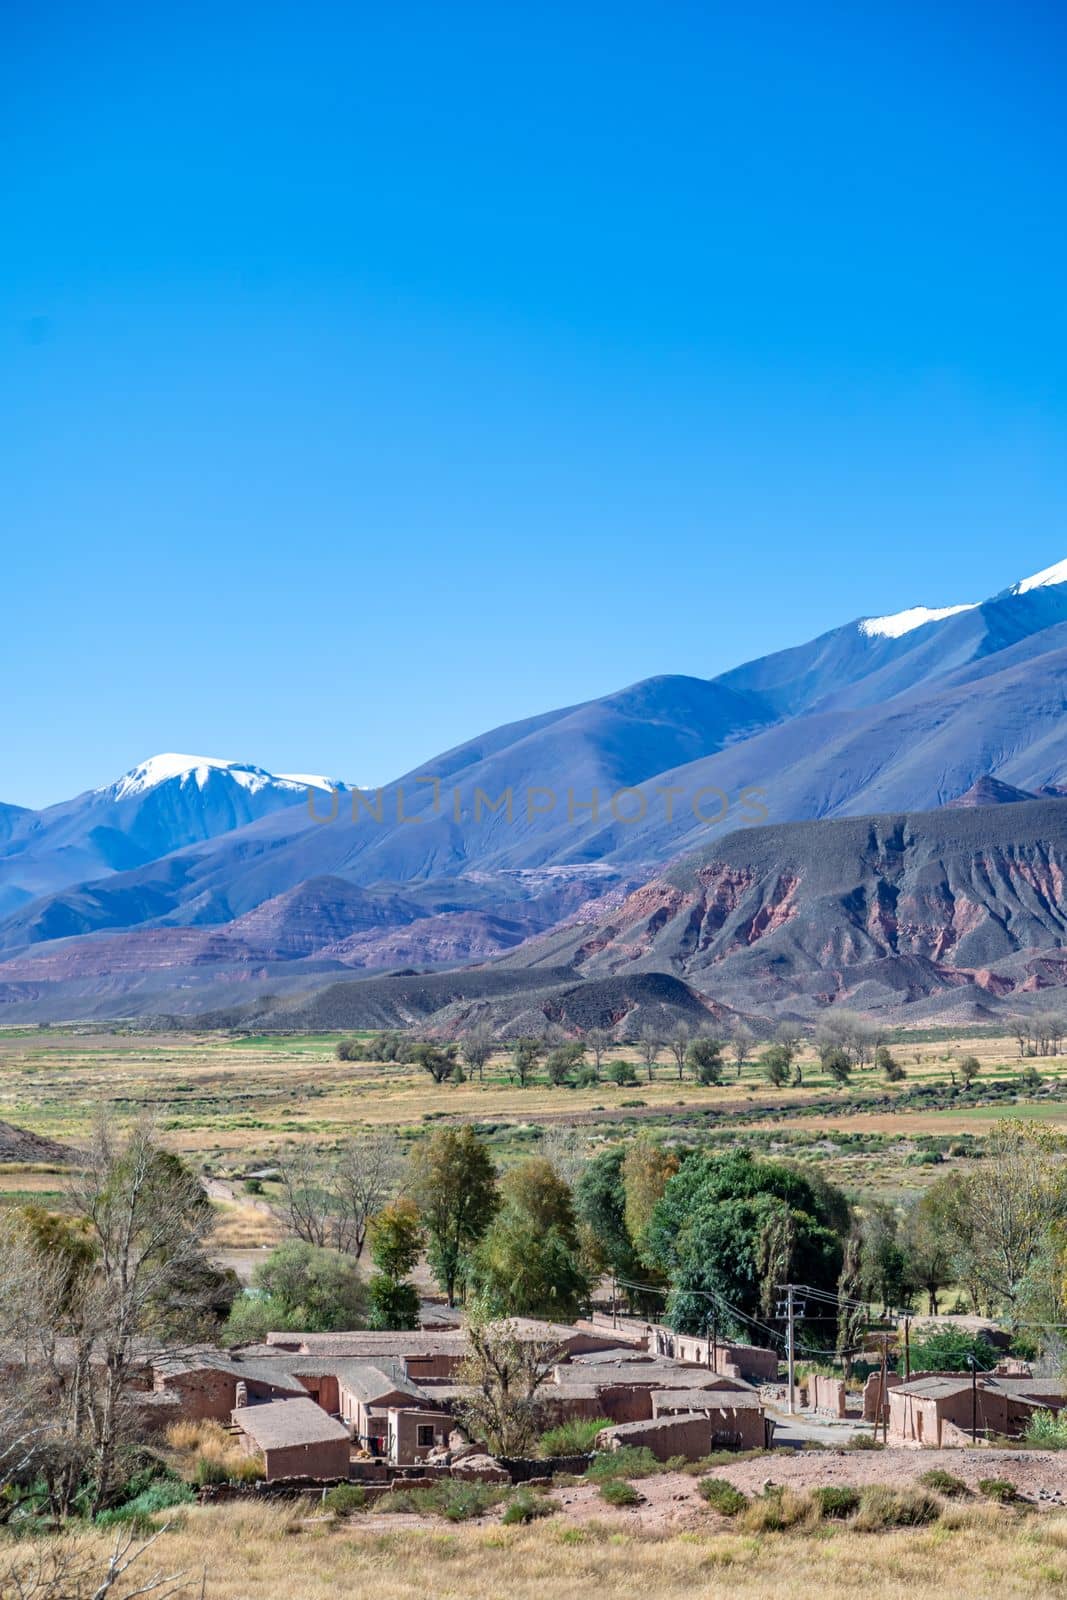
[232,1396,351,1480]
[144,1315,775,1481]
[887,1369,1065,1447]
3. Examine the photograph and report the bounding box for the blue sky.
[4,1,1066,807]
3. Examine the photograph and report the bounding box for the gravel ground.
[348,1448,1067,1535]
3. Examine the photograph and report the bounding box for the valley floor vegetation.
[4,1018,1067,1596]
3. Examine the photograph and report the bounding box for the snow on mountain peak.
[1012,557,1067,596]
[101,755,340,801]
[858,602,978,640]
[104,755,273,800]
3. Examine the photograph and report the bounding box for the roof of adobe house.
[154,1351,310,1395]
[262,1318,610,1359]
[599,1412,718,1438]
[332,1362,429,1404]
[233,1397,350,1450]
[894,1373,1066,1402]
[652,1388,765,1411]
[263,1331,468,1357]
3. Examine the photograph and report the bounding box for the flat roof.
[233,1398,350,1450]
[653,1388,764,1410]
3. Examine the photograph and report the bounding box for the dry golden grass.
[164,1420,263,1484]
[208,1200,284,1249]
[23,1501,1067,1600]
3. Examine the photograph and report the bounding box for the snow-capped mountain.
[99,754,342,803]
[6,554,1067,1023]
[0,755,348,917]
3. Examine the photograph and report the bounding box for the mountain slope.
[501,796,1067,1018]
[9,556,1067,1021]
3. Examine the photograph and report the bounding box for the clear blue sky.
[4,1,1066,808]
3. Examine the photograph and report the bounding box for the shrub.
[847,1432,885,1450]
[1024,1411,1067,1449]
[812,1485,861,1519]
[378,1481,504,1521]
[585,1447,661,1481]
[919,1468,969,1497]
[539,1416,609,1456]
[979,1477,1019,1503]
[599,1479,642,1507]
[739,1487,813,1533]
[606,1060,638,1087]
[322,1484,367,1515]
[502,1489,559,1524]
[96,1479,195,1529]
[853,1486,941,1530]
[698,1477,748,1517]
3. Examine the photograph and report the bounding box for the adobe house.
[649,1325,779,1384]
[650,1388,771,1449]
[596,1408,766,1462]
[888,1372,1065,1446]
[232,1397,351,1481]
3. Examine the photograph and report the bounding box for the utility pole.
[903,1315,911,1382]
[967,1354,978,1443]
[611,1275,617,1329]
[774,1285,797,1413]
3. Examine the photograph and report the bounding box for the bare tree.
[67,1118,220,1515]
[585,1027,611,1077]
[2,1524,199,1600]
[278,1134,400,1259]
[638,1025,662,1083]
[461,1021,495,1082]
[540,1126,588,1188]
[454,1317,563,1456]
[666,1022,691,1081]
[730,1024,754,1077]
[331,1134,402,1256]
[965,1121,1067,1325]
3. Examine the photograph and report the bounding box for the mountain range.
[6,557,1067,1030]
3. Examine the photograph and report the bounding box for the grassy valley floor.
[24,1498,1067,1600]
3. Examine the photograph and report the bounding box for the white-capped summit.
[858,602,978,640]
[1012,557,1067,596]
[100,755,339,802]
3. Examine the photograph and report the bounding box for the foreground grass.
[13,1500,1067,1600]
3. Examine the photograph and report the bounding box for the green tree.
[224,1240,367,1342]
[408,1127,498,1305]
[760,1043,792,1088]
[471,1158,590,1319]
[687,1036,725,1085]
[836,1229,866,1379]
[903,1185,955,1316]
[822,1046,853,1087]
[606,1058,639,1087]
[573,1145,657,1308]
[644,1149,849,1340]
[367,1198,424,1330]
[622,1134,679,1262]
[510,1037,543,1087]
[965,1121,1067,1325]
[959,1054,981,1089]
[546,1041,586,1086]
[876,1044,905,1081]
[909,1325,998,1373]
[860,1203,911,1316]
[408,1041,460,1083]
